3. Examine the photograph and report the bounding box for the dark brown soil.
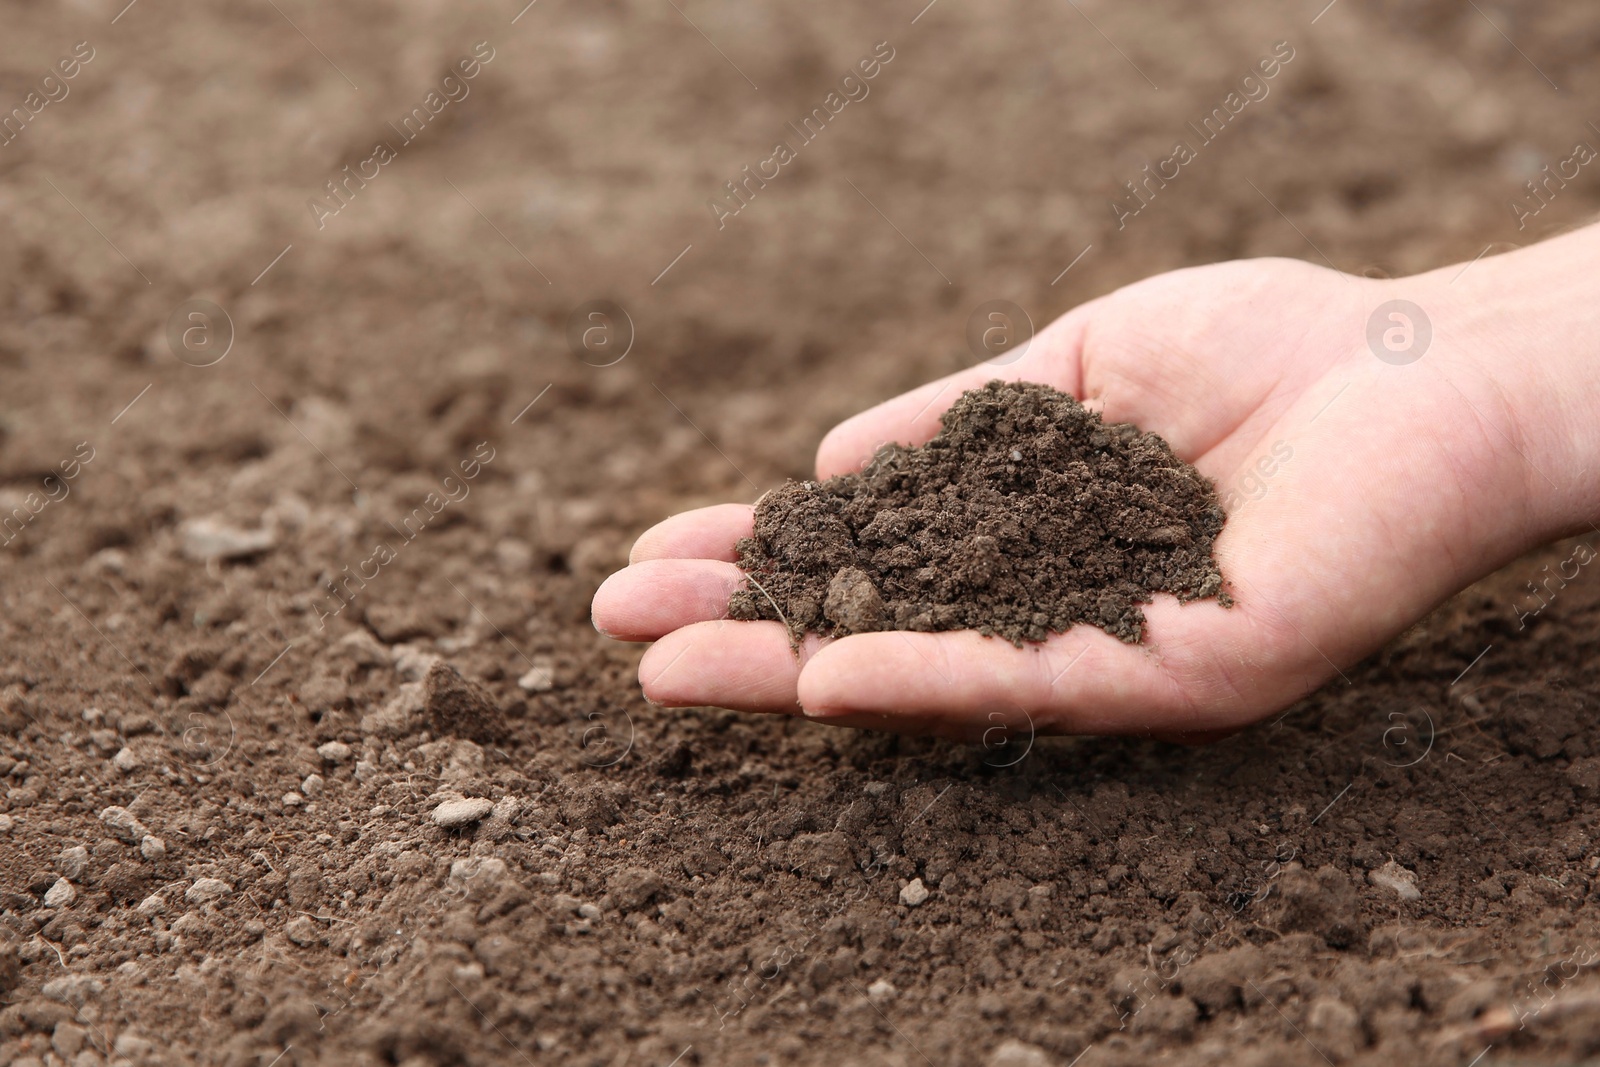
[4,1,1600,1065]
[728,381,1228,645]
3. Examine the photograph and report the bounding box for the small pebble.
[58,845,90,881]
[115,1034,155,1059]
[44,878,77,908]
[139,835,166,861]
[316,741,352,763]
[179,517,275,561]
[52,1020,87,1058]
[1368,859,1422,902]
[99,806,148,844]
[986,1039,1055,1067]
[449,856,510,888]
[900,878,930,907]
[518,661,556,692]
[432,796,495,829]
[284,916,321,946]
[867,978,898,1001]
[185,877,232,905]
[0,814,12,833]
[301,773,325,797]
[136,895,166,916]
[112,747,141,773]
[282,792,305,807]
[392,645,440,682]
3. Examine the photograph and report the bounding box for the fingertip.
[629,503,754,564]
[636,620,812,714]
[591,559,745,642]
[590,569,629,639]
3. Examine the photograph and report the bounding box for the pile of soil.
[729,381,1228,645]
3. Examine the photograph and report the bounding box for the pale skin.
[592,224,1600,743]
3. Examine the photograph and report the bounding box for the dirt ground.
[4,0,1600,1064]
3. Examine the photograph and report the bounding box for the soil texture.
[3,0,1600,1065]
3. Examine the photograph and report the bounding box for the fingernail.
[799,703,851,720]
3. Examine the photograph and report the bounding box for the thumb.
[814,299,1100,480]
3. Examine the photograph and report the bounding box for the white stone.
[180,517,275,561]
[986,1039,1056,1067]
[301,773,325,797]
[362,682,423,736]
[112,747,141,773]
[491,796,520,823]
[316,741,352,763]
[185,877,232,905]
[139,835,166,861]
[136,894,166,916]
[44,878,77,908]
[114,1034,155,1058]
[281,791,305,807]
[1368,859,1422,902]
[99,805,148,843]
[58,845,90,881]
[866,978,897,1001]
[899,878,930,907]
[284,915,321,946]
[337,629,389,668]
[448,856,511,895]
[518,661,555,692]
[432,796,495,829]
[391,645,440,682]
[0,814,12,833]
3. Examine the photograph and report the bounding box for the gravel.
[179,517,276,561]
[185,878,232,905]
[432,796,495,829]
[99,805,148,843]
[316,741,352,763]
[58,845,89,881]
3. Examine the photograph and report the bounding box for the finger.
[629,504,754,564]
[591,559,743,641]
[639,619,824,714]
[797,611,1229,737]
[815,301,1098,479]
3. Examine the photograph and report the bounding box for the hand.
[593,250,1582,742]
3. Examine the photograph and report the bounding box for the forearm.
[1419,222,1600,540]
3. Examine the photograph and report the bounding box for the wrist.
[1411,225,1600,541]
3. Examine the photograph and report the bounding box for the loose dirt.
[3,0,1600,1065]
[729,380,1228,645]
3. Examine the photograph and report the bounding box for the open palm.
[594,256,1538,741]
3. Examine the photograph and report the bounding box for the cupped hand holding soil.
[726,380,1232,646]
[594,231,1600,741]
